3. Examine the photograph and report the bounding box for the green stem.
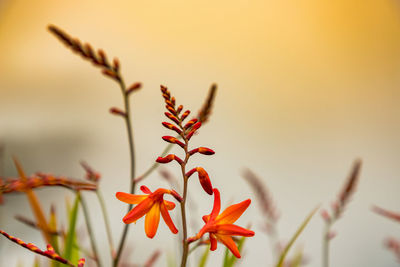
[113,75,136,267]
[322,221,332,267]
[80,193,102,267]
[96,190,115,258]
[180,138,190,267]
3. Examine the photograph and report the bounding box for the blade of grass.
[64,192,80,261]
[198,244,210,267]
[276,207,318,267]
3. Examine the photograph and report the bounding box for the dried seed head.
[198,83,217,123]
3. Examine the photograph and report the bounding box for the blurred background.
[1,0,400,266]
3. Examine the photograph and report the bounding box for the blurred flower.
[188,188,254,258]
[116,185,181,238]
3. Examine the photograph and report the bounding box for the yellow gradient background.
[1,0,400,266]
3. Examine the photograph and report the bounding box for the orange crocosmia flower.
[116,185,180,238]
[188,188,254,258]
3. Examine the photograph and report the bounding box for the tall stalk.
[113,75,137,267]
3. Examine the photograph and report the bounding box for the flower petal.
[215,224,255,237]
[116,192,147,204]
[160,202,178,234]
[164,200,176,210]
[209,188,221,221]
[216,234,241,258]
[216,199,251,224]
[123,197,153,224]
[145,202,161,238]
[209,233,217,251]
[140,185,152,194]
[202,215,210,223]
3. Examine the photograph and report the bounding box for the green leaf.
[276,207,318,267]
[198,244,210,267]
[63,192,80,262]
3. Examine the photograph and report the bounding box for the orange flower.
[116,185,181,238]
[188,188,254,258]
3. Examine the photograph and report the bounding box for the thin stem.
[114,75,137,267]
[180,137,190,267]
[96,190,115,258]
[135,143,174,183]
[322,221,332,267]
[80,193,102,267]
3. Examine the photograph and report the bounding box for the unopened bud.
[196,167,213,195]
[110,107,126,117]
[126,82,141,95]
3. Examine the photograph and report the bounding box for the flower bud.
[164,112,180,125]
[126,82,142,95]
[189,147,215,156]
[186,122,202,140]
[162,136,185,148]
[196,167,213,195]
[162,122,182,134]
[181,110,190,121]
[109,107,126,117]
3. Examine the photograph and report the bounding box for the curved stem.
[113,76,136,267]
[80,193,102,267]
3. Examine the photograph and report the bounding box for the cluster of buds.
[0,173,97,204]
[0,230,85,267]
[156,85,215,195]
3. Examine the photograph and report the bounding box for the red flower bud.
[186,122,202,140]
[184,118,198,129]
[181,110,190,121]
[164,112,180,125]
[126,82,142,95]
[110,107,126,117]
[166,105,177,115]
[162,122,182,135]
[113,58,120,72]
[177,105,183,114]
[196,167,213,195]
[156,154,183,165]
[162,136,185,148]
[171,97,176,106]
[189,147,215,156]
[102,69,119,80]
